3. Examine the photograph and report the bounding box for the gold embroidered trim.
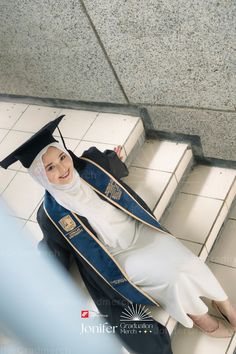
[43,204,160,306]
[79,156,175,238]
[72,212,160,307]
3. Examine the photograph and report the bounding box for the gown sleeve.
[102,148,129,179]
[77,146,129,179]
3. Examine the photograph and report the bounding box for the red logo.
[81,310,89,318]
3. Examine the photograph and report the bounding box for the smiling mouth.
[60,169,70,179]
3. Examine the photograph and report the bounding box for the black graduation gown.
[37,147,173,354]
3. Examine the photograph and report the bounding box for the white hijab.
[28,142,138,250]
[28,142,95,215]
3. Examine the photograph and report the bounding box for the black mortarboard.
[0,115,66,169]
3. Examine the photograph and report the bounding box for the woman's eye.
[60,155,66,161]
[47,165,54,172]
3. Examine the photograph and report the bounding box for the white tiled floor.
[13,105,62,132]
[83,112,140,145]
[123,166,173,210]
[163,164,236,250]
[0,102,28,129]
[205,202,229,253]
[209,221,236,269]
[180,165,236,199]
[226,180,236,211]
[163,193,224,243]
[229,202,236,219]
[29,197,44,222]
[1,101,236,354]
[54,109,99,139]
[171,323,231,354]
[207,262,236,309]
[154,174,178,220]
[131,139,189,172]
[0,128,9,142]
[2,172,44,219]
[123,119,144,156]
[0,168,17,194]
[175,148,193,182]
[62,137,81,153]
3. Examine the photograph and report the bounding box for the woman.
[0,116,173,354]
[33,141,236,335]
[1,116,236,342]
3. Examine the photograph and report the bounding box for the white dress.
[75,179,228,328]
[112,223,228,328]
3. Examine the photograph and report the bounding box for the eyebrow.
[45,152,64,169]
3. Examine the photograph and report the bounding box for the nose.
[57,163,67,175]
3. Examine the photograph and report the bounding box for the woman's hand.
[114,145,124,160]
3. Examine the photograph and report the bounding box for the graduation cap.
[0,114,67,169]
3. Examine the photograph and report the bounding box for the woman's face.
[42,146,74,185]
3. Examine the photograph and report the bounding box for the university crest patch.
[59,215,76,232]
[105,179,122,200]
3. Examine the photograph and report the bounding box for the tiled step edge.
[167,176,236,338]
[154,146,194,220]
[122,120,146,168]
